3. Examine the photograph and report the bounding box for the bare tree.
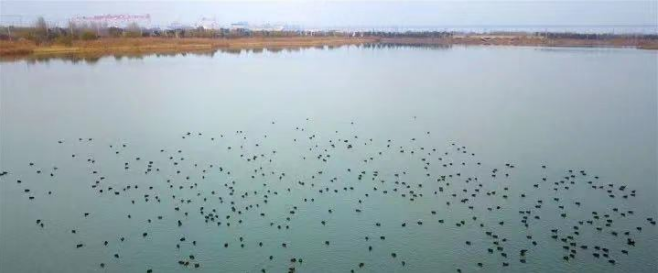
[34,16,48,41]
[126,22,142,38]
[67,21,78,36]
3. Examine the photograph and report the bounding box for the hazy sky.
[1,1,656,28]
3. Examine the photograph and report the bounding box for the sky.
[1,1,656,31]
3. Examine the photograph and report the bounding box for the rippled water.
[1,45,656,273]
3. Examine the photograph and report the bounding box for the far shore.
[380,35,658,50]
[1,34,656,61]
[0,37,378,60]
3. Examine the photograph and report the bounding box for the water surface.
[1,45,656,273]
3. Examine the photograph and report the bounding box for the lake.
[1,45,656,273]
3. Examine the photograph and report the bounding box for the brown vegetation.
[0,40,36,56]
[2,34,657,61]
[0,37,377,59]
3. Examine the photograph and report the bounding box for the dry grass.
[0,40,36,56]
[0,37,378,59]
[1,35,656,60]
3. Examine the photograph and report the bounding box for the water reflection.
[363,43,452,50]
[535,46,646,54]
[0,43,453,65]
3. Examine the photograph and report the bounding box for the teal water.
[1,45,657,273]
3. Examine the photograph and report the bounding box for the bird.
[3,125,651,273]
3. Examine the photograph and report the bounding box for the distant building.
[166,22,193,31]
[230,22,249,30]
[195,17,219,30]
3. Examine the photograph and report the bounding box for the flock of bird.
[2,120,655,273]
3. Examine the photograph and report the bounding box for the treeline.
[360,31,455,38]
[0,17,365,45]
[2,17,657,46]
[0,17,148,45]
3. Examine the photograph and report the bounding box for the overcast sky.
[1,1,656,29]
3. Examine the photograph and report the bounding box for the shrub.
[55,35,74,46]
[124,22,142,38]
[80,31,98,41]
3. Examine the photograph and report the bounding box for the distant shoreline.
[379,35,658,50]
[1,34,656,61]
[0,37,378,61]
